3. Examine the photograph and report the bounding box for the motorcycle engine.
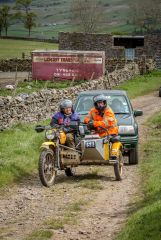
[60,150,80,166]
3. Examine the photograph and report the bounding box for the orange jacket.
[84,107,118,137]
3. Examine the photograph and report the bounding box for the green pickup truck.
[74,90,143,164]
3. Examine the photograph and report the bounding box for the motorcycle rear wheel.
[114,151,123,181]
[39,149,56,187]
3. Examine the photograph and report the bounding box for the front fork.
[55,143,61,169]
[40,140,61,170]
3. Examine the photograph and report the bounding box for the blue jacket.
[51,111,80,126]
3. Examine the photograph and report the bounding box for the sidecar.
[60,128,123,181]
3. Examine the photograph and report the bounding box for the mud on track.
[0,91,161,240]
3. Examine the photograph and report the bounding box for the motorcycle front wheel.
[114,150,123,181]
[39,149,57,187]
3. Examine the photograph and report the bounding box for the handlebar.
[35,122,88,133]
[35,125,51,133]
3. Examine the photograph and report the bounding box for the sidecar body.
[80,134,122,165]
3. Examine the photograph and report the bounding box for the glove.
[87,120,95,130]
[62,127,71,133]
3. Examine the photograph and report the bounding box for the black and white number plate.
[85,141,96,148]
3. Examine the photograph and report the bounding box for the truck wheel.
[39,149,57,187]
[65,168,74,177]
[114,151,123,181]
[129,146,138,165]
[159,87,161,97]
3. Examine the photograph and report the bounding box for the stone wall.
[59,32,124,58]
[106,58,155,73]
[0,59,31,72]
[0,57,155,75]
[0,63,139,130]
[59,32,161,62]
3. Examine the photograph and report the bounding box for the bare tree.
[24,12,36,36]
[70,0,104,33]
[15,0,36,36]
[0,8,4,36]
[15,0,32,14]
[2,5,11,36]
[129,0,161,33]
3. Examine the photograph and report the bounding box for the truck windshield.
[75,95,130,114]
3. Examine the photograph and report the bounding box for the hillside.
[0,0,131,39]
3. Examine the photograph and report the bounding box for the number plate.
[85,141,96,148]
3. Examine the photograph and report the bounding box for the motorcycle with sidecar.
[35,122,123,187]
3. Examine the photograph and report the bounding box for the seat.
[110,135,121,143]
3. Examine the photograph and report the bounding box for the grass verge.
[115,111,161,240]
[115,70,161,99]
[0,122,44,187]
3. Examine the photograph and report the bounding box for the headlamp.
[45,129,55,140]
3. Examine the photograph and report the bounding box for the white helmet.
[60,99,73,112]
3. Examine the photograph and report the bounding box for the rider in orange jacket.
[84,94,118,137]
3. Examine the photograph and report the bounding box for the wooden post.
[89,72,95,81]
[70,76,76,87]
[28,71,32,81]
[13,65,18,97]
[44,79,49,89]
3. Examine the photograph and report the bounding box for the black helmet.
[93,94,107,111]
[60,99,73,112]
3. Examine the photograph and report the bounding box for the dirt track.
[0,72,29,88]
[0,91,161,240]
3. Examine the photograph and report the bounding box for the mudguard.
[104,142,110,161]
[40,142,56,150]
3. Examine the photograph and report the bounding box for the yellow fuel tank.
[59,131,67,144]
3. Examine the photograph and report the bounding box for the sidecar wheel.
[65,168,74,177]
[114,151,123,181]
[39,149,57,187]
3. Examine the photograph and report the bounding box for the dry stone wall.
[59,32,161,70]
[59,32,161,59]
[0,59,31,72]
[0,63,139,130]
[0,57,155,75]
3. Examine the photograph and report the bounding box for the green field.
[116,111,161,240]
[0,70,161,187]
[4,23,77,39]
[0,0,133,38]
[0,39,58,58]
